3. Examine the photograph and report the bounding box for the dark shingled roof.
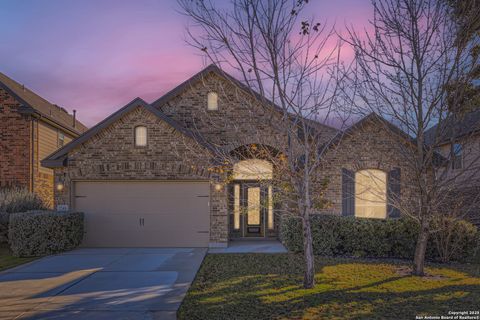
[424,110,480,145]
[0,72,88,134]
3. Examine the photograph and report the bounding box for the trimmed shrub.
[0,212,10,243]
[0,188,46,244]
[280,214,478,262]
[9,210,84,257]
[429,217,479,263]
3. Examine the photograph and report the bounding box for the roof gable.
[42,97,217,168]
[0,72,88,134]
[151,64,339,135]
[324,113,414,150]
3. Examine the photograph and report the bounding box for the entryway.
[229,158,277,240]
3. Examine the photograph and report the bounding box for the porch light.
[214,183,222,191]
[56,183,64,192]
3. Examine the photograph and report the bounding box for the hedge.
[9,210,84,257]
[0,188,46,244]
[280,214,478,262]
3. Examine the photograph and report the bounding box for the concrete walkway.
[0,248,206,320]
[209,240,287,254]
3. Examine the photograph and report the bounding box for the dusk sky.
[0,0,371,127]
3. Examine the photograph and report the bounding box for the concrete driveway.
[0,248,206,320]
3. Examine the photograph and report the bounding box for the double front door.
[230,182,274,238]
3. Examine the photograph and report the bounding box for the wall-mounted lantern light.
[56,183,64,192]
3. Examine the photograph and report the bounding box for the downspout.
[30,116,35,192]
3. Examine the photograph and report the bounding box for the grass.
[0,244,36,271]
[178,254,480,320]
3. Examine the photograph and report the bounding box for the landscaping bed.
[178,254,480,320]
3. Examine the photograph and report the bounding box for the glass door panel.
[247,187,261,225]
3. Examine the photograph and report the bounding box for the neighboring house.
[0,73,88,207]
[424,109,480,225]
[42,65,411,248]
[425,109,480,185]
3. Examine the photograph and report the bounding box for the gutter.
[30,117,35,192]
[41,157,67,169]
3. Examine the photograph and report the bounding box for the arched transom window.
[355,169,387,219]
[134,126,147,147]
[233,159,273,180]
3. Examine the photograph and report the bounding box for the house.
[424,109,480,225]
[424,109,480,184]
[0,72,88,206]
[42,65,411,248]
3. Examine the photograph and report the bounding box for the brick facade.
[317,118,413,215]
[53,106,231,245]
[0,88,32,190]
[0,88,75,208]
[158,73,291,151]
[49,69,413,246]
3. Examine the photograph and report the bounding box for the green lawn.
[0,244,36,271]
[179,254,480,320]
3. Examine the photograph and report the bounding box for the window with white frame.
[135,126,147,147]
[58,132,65,147]
[207,92,218,111]
[355,169,387,219]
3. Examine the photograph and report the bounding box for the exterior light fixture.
[56,183,64,192]
[214,183,222,191]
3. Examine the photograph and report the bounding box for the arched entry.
[230,159,275,239]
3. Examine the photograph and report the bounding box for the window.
[355,169,387,219]
[58,132,65,147]
[233,159,273,180]
[233,184,240,230]
[135,126,147,147]
[452,143,462,169]
[207,92,218,111]
[268,185,274,229]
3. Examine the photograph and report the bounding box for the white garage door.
[74,181,210,247]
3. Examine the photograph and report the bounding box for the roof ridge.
[0,71,88,134]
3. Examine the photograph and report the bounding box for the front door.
[242,183,266,237]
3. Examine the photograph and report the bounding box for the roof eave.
[0,81,84,136]
[41,157,66,168]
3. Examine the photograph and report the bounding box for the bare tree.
[176,0,350,288]
[343,0,480,275]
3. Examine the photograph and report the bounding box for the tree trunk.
[412,221,429,276]
[302,214,315,288]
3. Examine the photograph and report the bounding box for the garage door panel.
[74,181,210,247]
